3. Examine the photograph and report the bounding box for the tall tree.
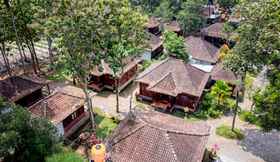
[53,0,103,129]
[95,0,147,113]
[163,31,189,61]
[224,0,280,130]
[177,0,206,35]
[3,0,28,73]
[0,98,59,162]
[0,2,13,76]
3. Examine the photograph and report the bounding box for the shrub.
[95,115,118,139]
[46,149,84,162]
[239,110,258,124]
[208,107,223,118]
[216,125,244,140]
[172,110,186,118]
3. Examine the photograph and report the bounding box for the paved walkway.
[91,82,139,119]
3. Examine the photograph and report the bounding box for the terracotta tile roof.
[211,63,237,84]
[164,21,181,33]
[28,90,85,124]
[90,58,139,77]
[0,76,44,102]
[106,110,210,162]
[201,23,227,39]
[185,36,219,63]
[145,17,160,29]
[136,58,210,97]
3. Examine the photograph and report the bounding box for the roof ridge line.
[165,132,179,162]
[147,72,173,90]
[184,63,197,92]
[136,58,169,81]
[139,117,210,136]
[111,123,147,146]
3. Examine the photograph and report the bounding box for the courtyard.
[88,80,280,162]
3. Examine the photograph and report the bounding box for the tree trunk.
[232,88,239,131]
[0,42,12,76]
[21,44,28,61]
[82,78,95,131]
[25,40,38,74]
[47,37,54,67]
[11,15,26,73]
[115,78,120,113]
[30,39,41,73]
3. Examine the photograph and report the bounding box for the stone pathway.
[91,82,139,119]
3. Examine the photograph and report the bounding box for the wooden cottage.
[142,34,164,61]
[164,21,183,36]
[88,58,139,92]
[185,36,220,65]
[28,87,89,137]
[0,76,48,107]
[201,23,229,47]
[136,58,210,112]
[145,17,161,36]
[106,110,210,162]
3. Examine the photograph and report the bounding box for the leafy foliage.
[224,0,280,131]
[253,69,280,131]
[217,0,240,9]
[216,125,244,140]
[198,81,234,119]
[0,98,59,162]
[93,107,118,139]
[239,110,258,125]
[163,31,189,61]
[177,0,205,35]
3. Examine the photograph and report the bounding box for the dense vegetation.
[163,31,189,61]
[195,81,234,119]
[131,0,207,35]
[0,98,60,162]
[224,0,280,131]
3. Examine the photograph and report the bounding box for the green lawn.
[46,149,84,162]
[216,125,245,140]
[93,107,118,139]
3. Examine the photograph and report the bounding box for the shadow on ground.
[238,129,280,162]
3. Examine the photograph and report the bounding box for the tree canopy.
[177,0,205,35]
[224,0,280,130]
[0,98,59,162]
[163,31,189,61]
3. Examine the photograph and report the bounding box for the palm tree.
[210,80,232,107]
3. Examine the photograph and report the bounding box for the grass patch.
[93,107,118,139]
[216,125,245,140]
[46,149,84,162]
[172,109,186,118]
[239,110,259,125]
